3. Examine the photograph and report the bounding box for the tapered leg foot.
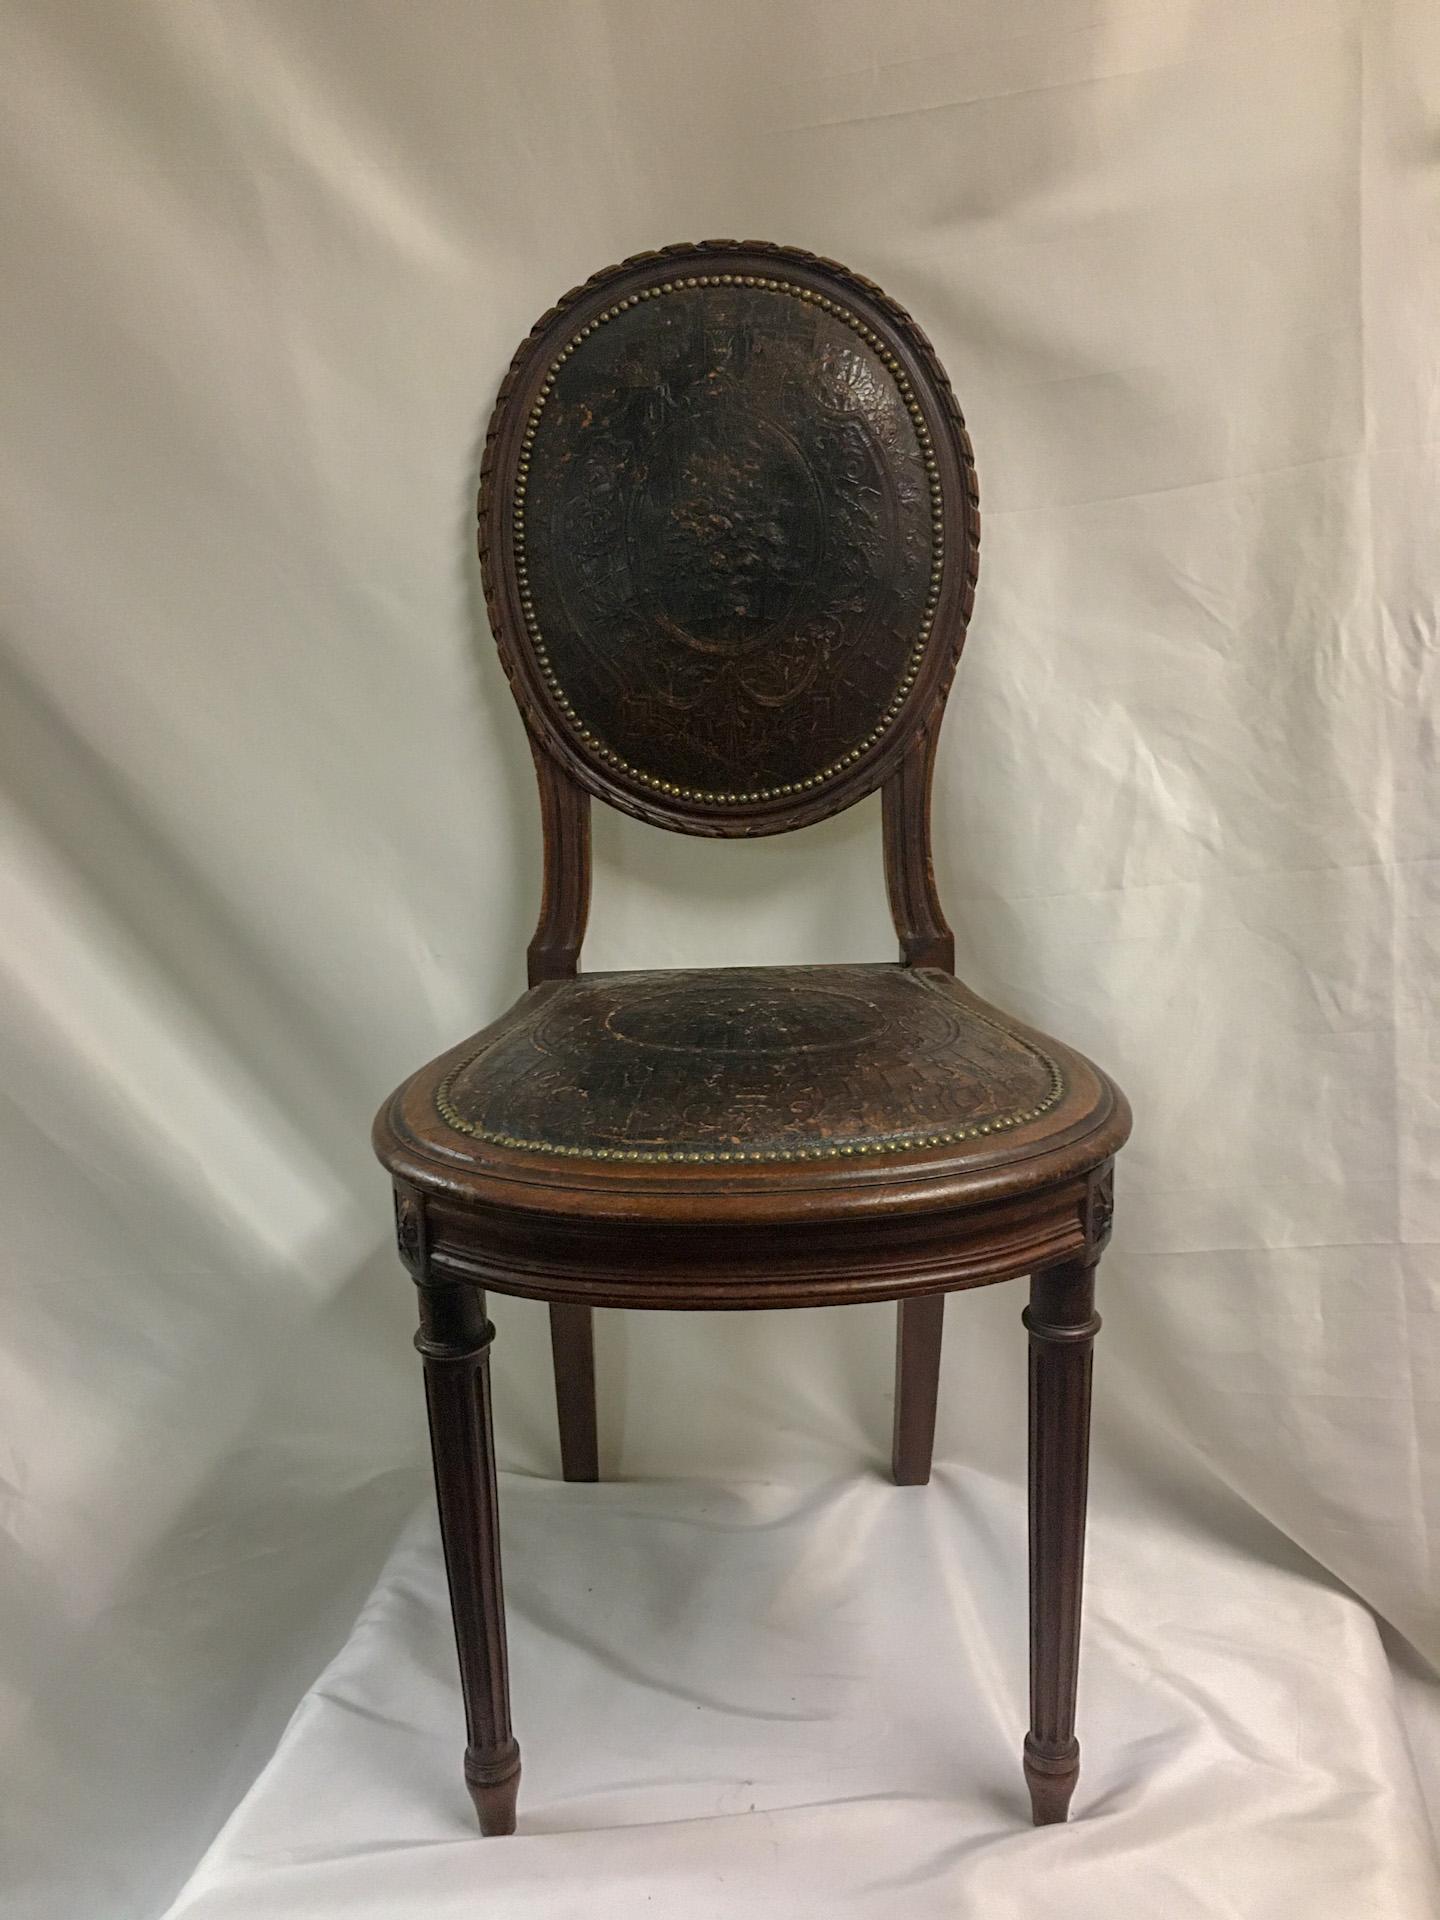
[1023,1258,1099,1827]
[1024,1734,1079,1824]
[549,1302,599,1482]
[892,1292,945,1485]
[466,1742,522,1835]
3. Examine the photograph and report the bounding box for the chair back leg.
[892,1292,946,1485]
[550,1301,600,1482]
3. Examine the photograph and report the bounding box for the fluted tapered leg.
[549,1302,599,1482]
[1023,1257,1100,1825]
[892,1292,945,1484]
[417,1281,520,1835]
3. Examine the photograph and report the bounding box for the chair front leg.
[892,1292,945,1484]
[549,1301,599,1481]
[1022,1256,1100,1825]
[416,1278,521,1835]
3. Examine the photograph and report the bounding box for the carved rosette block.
[394,1184,426,1274]
[1082,1161,1114,1256]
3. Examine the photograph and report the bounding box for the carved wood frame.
[478,241,980,1004]
[375,241,1132,1837]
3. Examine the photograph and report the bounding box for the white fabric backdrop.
[1,2,1436,1914]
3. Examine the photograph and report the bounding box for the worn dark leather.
[519,283,938,804]
[436,966,1065,1164]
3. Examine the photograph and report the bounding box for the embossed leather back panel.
[480,244,978,834]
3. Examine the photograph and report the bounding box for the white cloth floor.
[162,1465,1438,1919]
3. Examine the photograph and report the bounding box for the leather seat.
[445,962,1072,1159]
[375,965,1125,1252]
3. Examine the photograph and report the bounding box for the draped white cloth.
[1,4,1435,1916]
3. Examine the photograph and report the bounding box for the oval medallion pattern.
[601,977,889,1056]
[511,275,944,808]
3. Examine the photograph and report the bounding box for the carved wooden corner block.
[1081,1161,1115,1260]
[393,1183,428,1277]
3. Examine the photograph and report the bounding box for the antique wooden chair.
[373,240,1130,1837]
